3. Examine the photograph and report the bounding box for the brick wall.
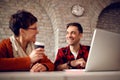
[0,0,119,62]
[97,2,120,33]
[0,0,55,61]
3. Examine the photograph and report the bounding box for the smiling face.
[66,26,82,46]
[20,22,39,43]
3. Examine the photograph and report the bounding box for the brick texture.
[0,0,119,61]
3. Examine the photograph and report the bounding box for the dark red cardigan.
[0,38,54,71]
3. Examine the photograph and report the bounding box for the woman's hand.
[30,63,47,72]
[29,48,45,64]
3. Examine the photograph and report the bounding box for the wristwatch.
[67,61,73,69]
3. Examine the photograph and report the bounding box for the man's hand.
[71,58,86,68]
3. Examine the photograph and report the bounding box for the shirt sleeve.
[0,57,31,71]
[54,48,66,67]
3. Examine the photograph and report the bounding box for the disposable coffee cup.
[34,42,45,49]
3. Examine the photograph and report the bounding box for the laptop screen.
[85,28,120,72]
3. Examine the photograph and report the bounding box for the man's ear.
[79,33,83,38]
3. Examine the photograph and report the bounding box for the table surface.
[0,70,120,80]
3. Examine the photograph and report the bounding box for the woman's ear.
[19,28,25,35]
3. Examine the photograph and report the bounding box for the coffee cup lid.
[35,41,44,45]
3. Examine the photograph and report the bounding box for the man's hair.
[66,22,83,33]
[9,10,38,36]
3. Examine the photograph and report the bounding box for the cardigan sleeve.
[0,38,31,71]
[38,55,54,71]
[0,57,31,71]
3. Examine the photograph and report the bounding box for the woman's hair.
[9,10,38,36]
[66,22,83,33]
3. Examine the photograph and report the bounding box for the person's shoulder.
[0,38,11,51]
[0,38,10,43]
[0,38,11,45]
[81,44,90,50]
[81,44,90,47]
[57,46,69,55]
[57,46,69,53]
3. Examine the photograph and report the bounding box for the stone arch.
[96,2,120,33]
[40,0,64,57]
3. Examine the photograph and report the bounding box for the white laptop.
[85,28,120,72]
[64,28,120,72]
